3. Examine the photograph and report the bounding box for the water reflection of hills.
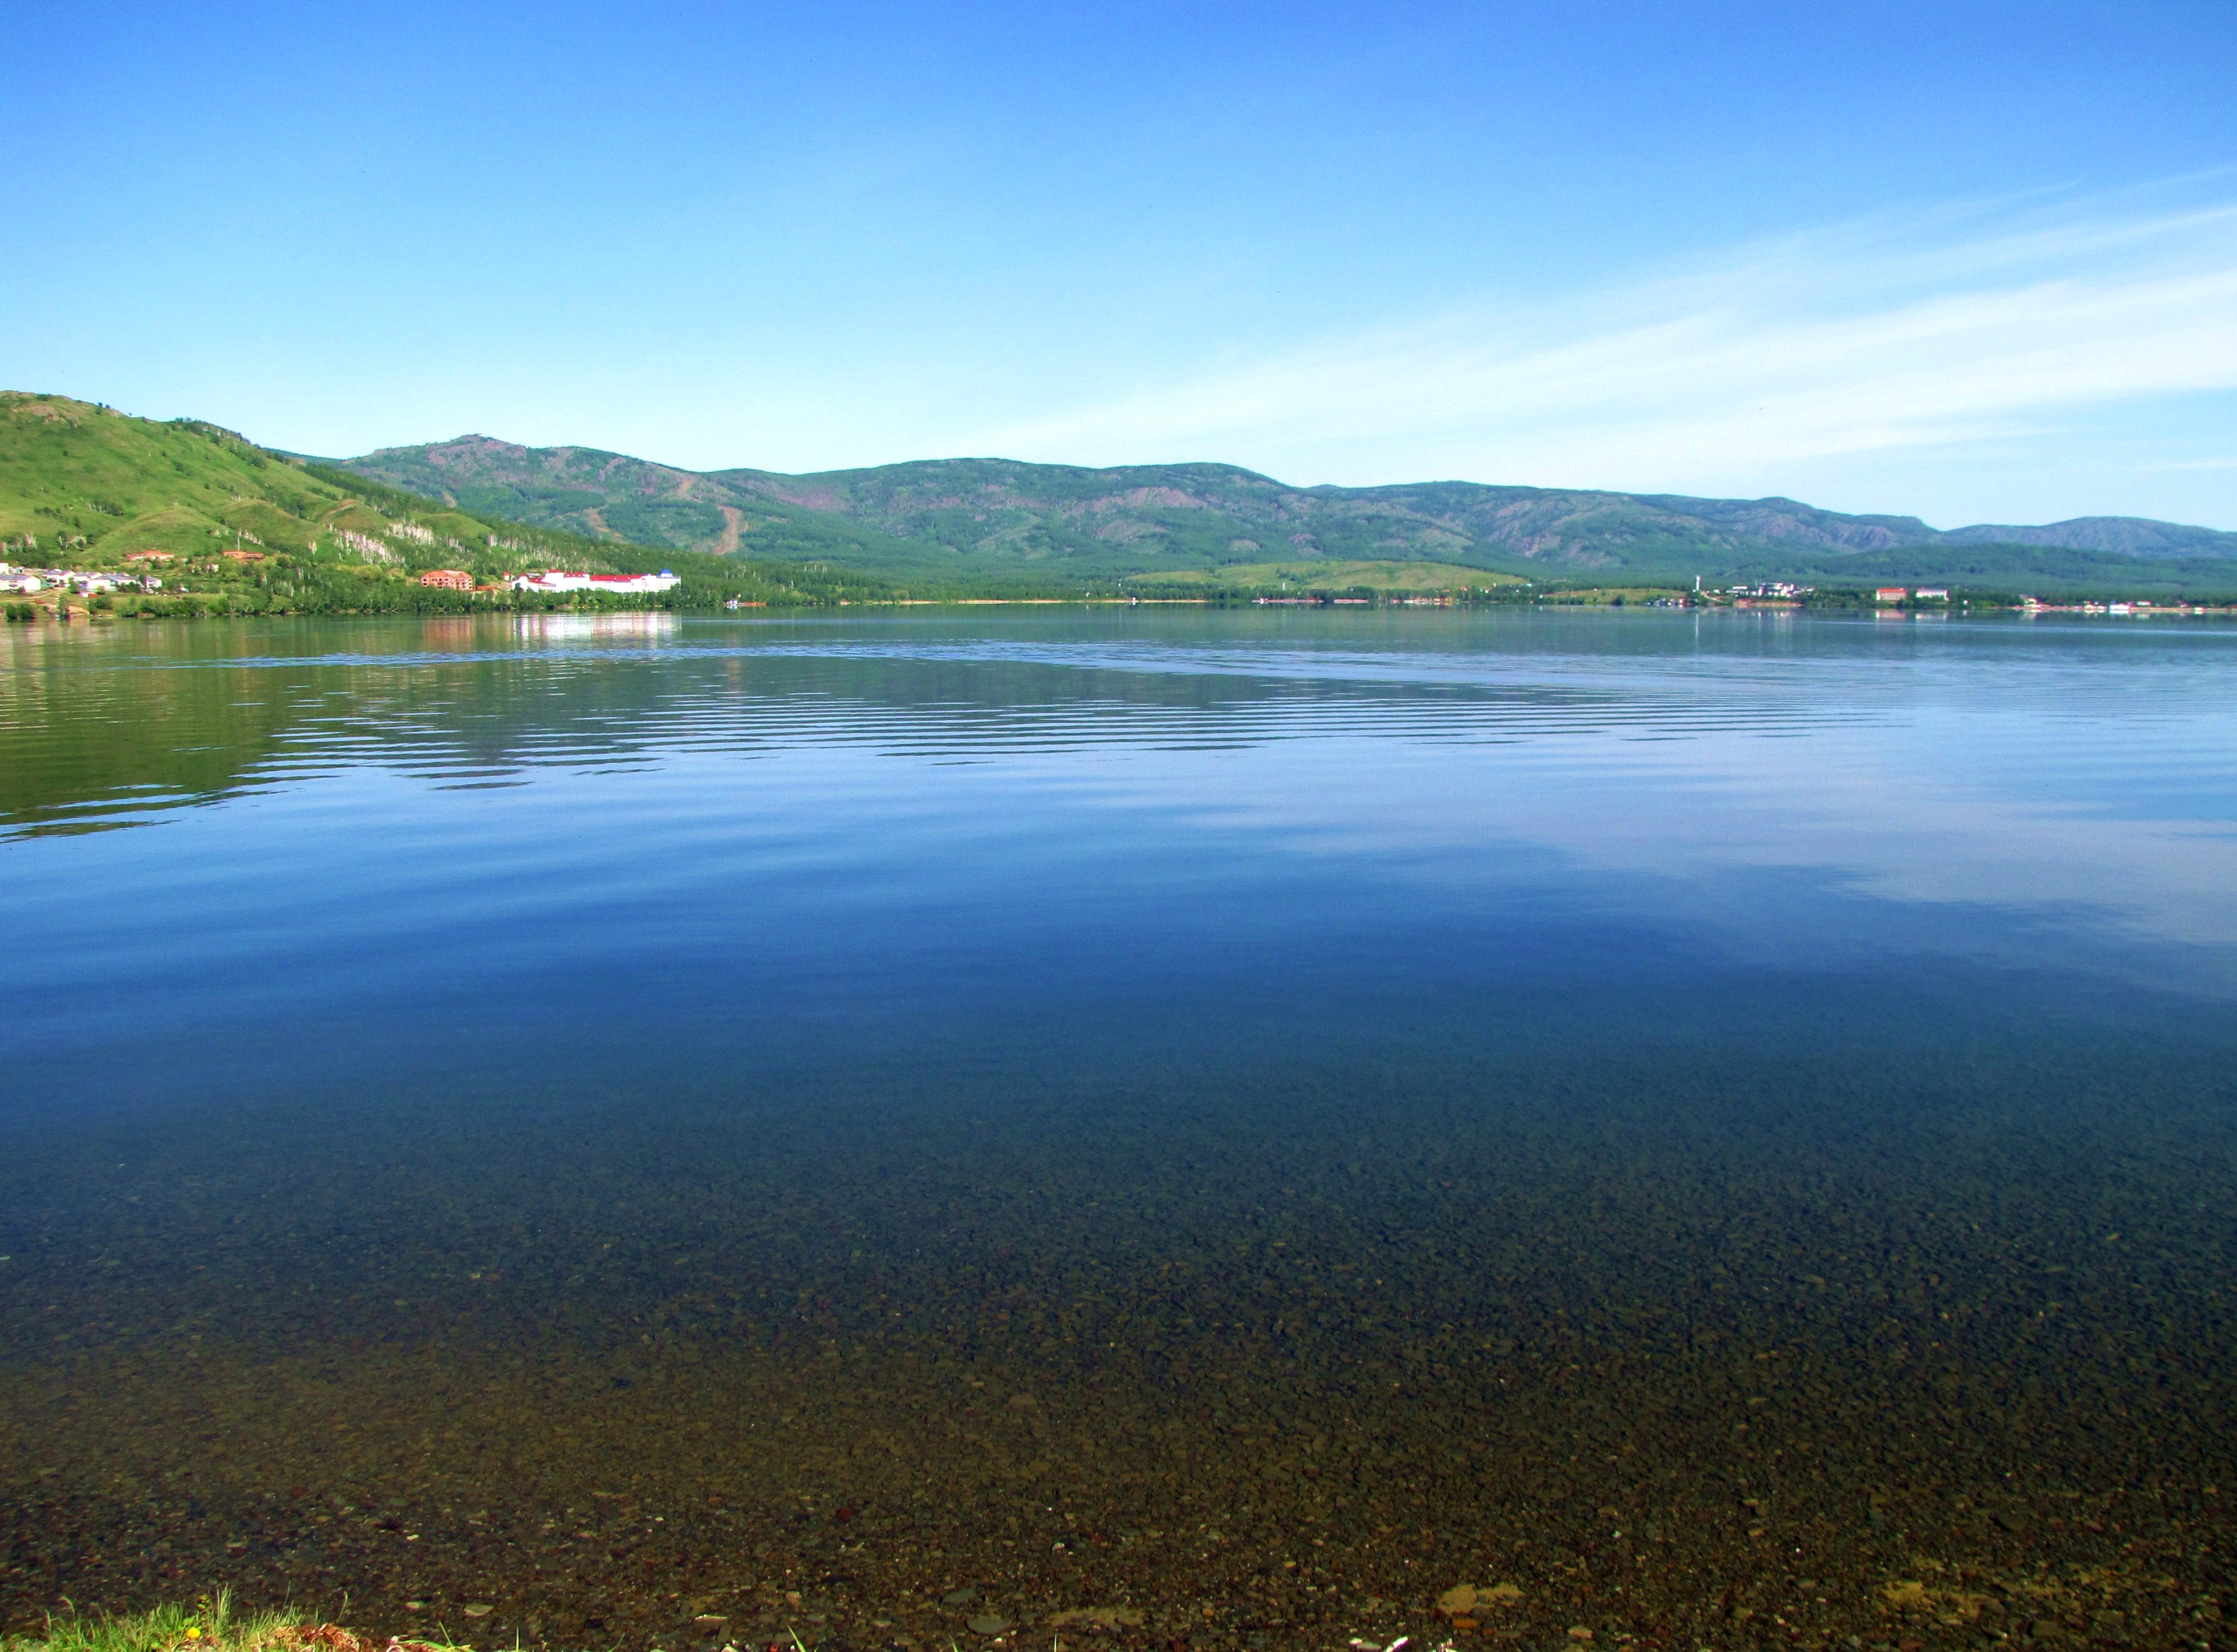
[1,612,1855,838]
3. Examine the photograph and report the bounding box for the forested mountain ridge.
[338,433,2237,589]
[332,434,949,578]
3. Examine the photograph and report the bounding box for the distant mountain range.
[334,434,2237,593]
[5,389,2228,599]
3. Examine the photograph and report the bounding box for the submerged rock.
[1047,1608,1145,1630]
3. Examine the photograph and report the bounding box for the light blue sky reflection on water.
[4,608,2237,1118]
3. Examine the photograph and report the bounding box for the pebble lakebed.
[4,1038,2231,1652]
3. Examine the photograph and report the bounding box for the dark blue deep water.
[3,609,2235,1650]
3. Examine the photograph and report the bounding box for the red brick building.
[419,569,474,590]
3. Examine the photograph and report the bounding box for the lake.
[3,608,2233,1651]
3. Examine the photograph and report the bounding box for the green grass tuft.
[4,1590,297,1652]
[0,1594,476,1652]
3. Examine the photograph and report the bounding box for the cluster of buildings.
[504,569,680,594]
[507,567,680,594]
[1708,582,1956,607]
[410,568,682,596]
[2,549,684,609]
[0,562,164,595]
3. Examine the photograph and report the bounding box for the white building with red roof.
[509,569,680,594]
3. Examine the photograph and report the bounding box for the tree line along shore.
[7,536,2234,624]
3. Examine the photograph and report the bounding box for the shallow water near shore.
[4,608,2236,1651]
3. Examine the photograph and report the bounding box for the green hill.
[0,394,899,610]
[2,393,399,560]
[335,435,2237,595]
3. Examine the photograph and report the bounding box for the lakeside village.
[0,546,680,622]
[1758,581,2236,617]
[1267,580,2237,614]
[1532,581,2237,615]
[0,559,677,600]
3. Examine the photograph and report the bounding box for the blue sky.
[6,0,2236,526]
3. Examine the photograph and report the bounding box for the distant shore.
[9,587,2237,627]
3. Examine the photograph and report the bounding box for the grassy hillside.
[0,395,899,611]
[336,435,2237,594]
[2,394,382,560]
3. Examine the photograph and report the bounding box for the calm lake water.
[4,609,2235,1651]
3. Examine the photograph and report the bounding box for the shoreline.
[8,594,2237,627]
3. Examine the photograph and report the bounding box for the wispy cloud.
[969,189,2237,504]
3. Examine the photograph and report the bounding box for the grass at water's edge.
[0,1595,476,1652]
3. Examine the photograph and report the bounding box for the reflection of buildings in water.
[417,616,491,647]
[515,612,682,641]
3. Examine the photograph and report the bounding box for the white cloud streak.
[965,193,2237,505]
